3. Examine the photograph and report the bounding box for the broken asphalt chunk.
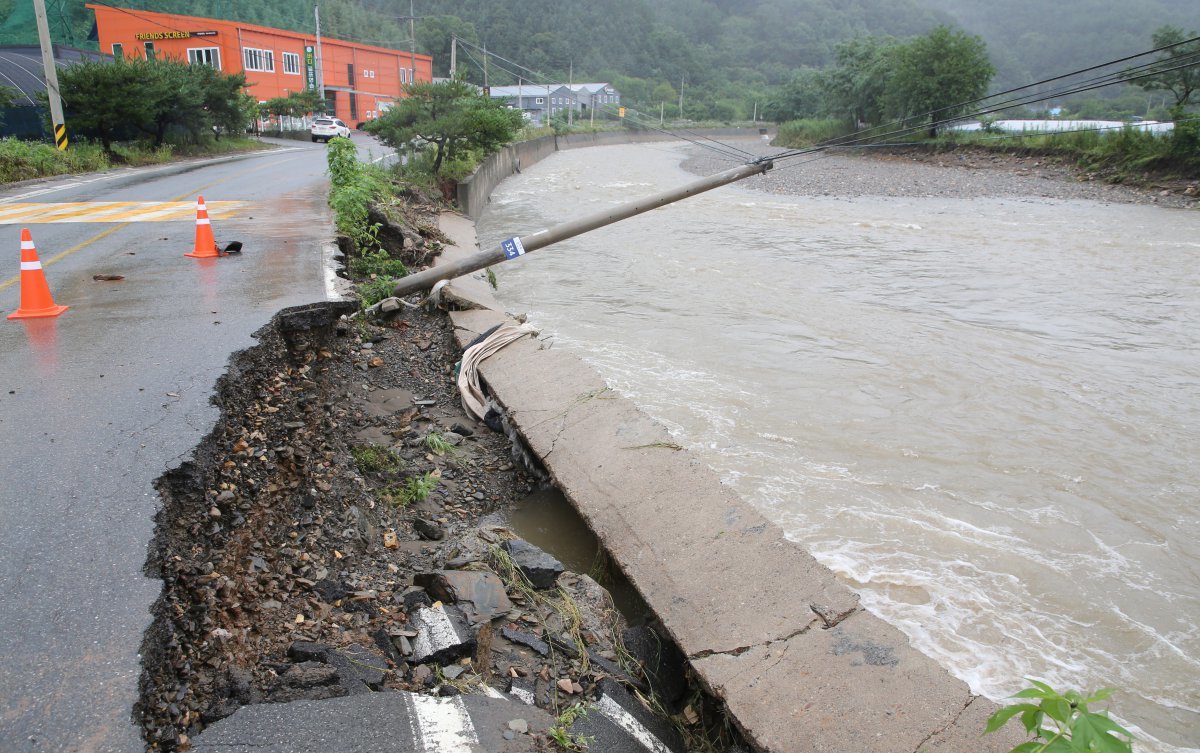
[500,538,564,589]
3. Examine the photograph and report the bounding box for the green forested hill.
[2,0,1196,117]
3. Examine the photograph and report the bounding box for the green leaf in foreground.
[985,680,1135,753]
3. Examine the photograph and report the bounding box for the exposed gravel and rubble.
[135,197,718,752]
[682,142,1199,209]
[134,139,1190,752]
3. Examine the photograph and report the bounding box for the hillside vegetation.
[2,0,1196,121]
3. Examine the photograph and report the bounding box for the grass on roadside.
[351,444,404,474]
[0,136,269,184]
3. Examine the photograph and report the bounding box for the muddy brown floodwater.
[479,141,1200,753]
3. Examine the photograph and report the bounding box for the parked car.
[311,117,351,142]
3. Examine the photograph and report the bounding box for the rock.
[443,431,465,446]
[411,664,433,684]
[414,518,444,541]
[500,626,549,657]
[503,730,515,741]
[438,685,459,696]
[312,578,349,603]
[508,718,529,734]
[500,538,564,589]
[557,678,576,694]
[442,664,466,680]
[401,588,432,611]
[414,570,512,624]
[281,662,338,689]
[284,642,388,694]
[288,641,333,663]
[409,603,476,665]
[450,423,473,436]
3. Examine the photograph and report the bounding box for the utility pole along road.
[0,135,375,752]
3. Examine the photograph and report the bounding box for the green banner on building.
[304,45,316,91]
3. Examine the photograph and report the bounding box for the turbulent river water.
[476,143,1199,751]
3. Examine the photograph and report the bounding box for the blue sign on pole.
[501,237,525,260]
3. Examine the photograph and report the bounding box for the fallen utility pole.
[391,158,773,298]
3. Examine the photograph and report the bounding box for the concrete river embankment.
[434,131,1031,752]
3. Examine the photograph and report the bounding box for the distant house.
[568,83,621,118]
[487,82,621,126]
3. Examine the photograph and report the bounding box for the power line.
[766,37,1200,165]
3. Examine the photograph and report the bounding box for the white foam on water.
[480,141,1200,753]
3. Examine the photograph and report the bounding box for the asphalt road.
[0,133,386,753]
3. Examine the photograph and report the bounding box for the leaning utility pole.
[449,35,456,78]
[408,0,416,84]
[391,159,773,298]
[314,6,325,104]
[33,0,67,150]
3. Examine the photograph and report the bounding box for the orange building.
[88,5,432,127]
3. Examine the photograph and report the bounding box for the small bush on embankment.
[326,136,449,306]
[0,135,269,184]
[937,119,1200,181]
[775,118,853,147]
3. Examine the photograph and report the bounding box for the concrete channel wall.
[439,142,1027,753]
[455,127,771,220]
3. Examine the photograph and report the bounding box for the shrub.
[774,118,852,148]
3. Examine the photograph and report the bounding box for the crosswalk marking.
[0,201,247,225]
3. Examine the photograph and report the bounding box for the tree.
[262,90,325,124]
[0,85,14,127]
[886,26,994,136]
[57,59,153,153]
[1135,25,1200,110]
[365,78,523,176]
[57,57,253,151]
[820,36,898,129]
[765,67,825,122]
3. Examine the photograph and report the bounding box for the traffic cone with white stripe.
[8,228,68,320]
[184,195,221,259]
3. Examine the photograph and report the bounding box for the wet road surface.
[0,135,377,752]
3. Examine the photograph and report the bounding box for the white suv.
[311,117,351,142]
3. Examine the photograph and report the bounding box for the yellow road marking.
[1,152,306,292]
[0,201,246,224]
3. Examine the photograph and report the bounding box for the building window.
[112,43,123,58]
[187,47,220,69]
[535,97,543,104]
[143,41,155,60]
[243,47,274,72]
[282,51,301,75]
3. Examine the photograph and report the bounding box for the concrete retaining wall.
[435,142,1027,753]
[455,127,772,220]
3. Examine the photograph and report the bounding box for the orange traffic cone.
[8,228,68,320]
[184,195,221,259]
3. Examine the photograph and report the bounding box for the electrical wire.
[766,42,1200,165]
[457,39,756,162]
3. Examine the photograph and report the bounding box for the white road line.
[410,694,479,753]
[0,148,303,204]
[595,694,675,753]
[411,605,461,661]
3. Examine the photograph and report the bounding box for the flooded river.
[477,143,1199,751]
